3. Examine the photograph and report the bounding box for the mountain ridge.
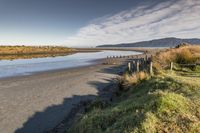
[97,37,200,47]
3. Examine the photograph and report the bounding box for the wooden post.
[145,54,148,62]
[136,61,140,72]
[170,62,173,71]
[150,62,153,75]
[128,62,131,72]
[142,58,145,70]
[132,61,135,72]
[145,55,148,69]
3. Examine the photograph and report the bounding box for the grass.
[0,46,75,60]
[68,45,200,133]
[153,44,200,70]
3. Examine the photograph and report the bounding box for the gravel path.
[0,64,123,133]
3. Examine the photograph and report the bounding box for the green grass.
[68,46,200,133]
[68,70,200,133]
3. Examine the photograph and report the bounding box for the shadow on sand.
[15,64,125,133]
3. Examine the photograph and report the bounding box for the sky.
[0,0,200,47]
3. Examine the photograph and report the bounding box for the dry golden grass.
[0,46,74,55]
[153,44,200,70]
[124,73,138,85]
[0,46,75,60]
[138,71,147,80]
[125,71,148,84]
[118,71,148,91]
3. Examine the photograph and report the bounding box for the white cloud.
[65,0,200,47]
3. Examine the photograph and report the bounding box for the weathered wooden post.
[136,60,140,72]
[144,54,148,70]
[170,62,173,71]
[145,54,148,62]
[141,58,145,70]
[132,60,135,72]
[150,62,153,75]
[128,62,131,72]
[151,55,153,61]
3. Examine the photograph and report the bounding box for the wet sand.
[0,59,126,133]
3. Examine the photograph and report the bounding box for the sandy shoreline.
[0,57,128,133]
[0,58,100,80]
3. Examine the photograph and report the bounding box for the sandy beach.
[0,58,127,133]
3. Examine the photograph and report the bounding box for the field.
[68,45,200,133]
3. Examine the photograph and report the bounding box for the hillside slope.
[97,37,200,47]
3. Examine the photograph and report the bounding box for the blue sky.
[0,0,200,47]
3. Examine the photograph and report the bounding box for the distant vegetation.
[0,46,75,60]
[97,37,200,48]
[69,44,200,133]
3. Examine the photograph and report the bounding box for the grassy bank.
[68,45,200,133]
[0,46,75,60]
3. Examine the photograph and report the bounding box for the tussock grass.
[153,44,200,70]
[68,45,200,133]
[117,71,148,91]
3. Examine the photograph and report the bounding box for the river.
[0,50,141,78]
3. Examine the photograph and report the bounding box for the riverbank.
[0,48,161,133]
[68,45,200,133]
[0,57,130,133]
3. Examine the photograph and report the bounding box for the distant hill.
[97,37,200,47]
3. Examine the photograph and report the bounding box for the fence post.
[145,54,148,62]
[128,62,131,72]
[170,62,173,71]
[136,61,140,72]
[150,62,153,75]
[141,58,145,70]
[132,61,136,72]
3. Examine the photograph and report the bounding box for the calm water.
[0,50,141,78]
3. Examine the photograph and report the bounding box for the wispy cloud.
[65,0,200,47]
